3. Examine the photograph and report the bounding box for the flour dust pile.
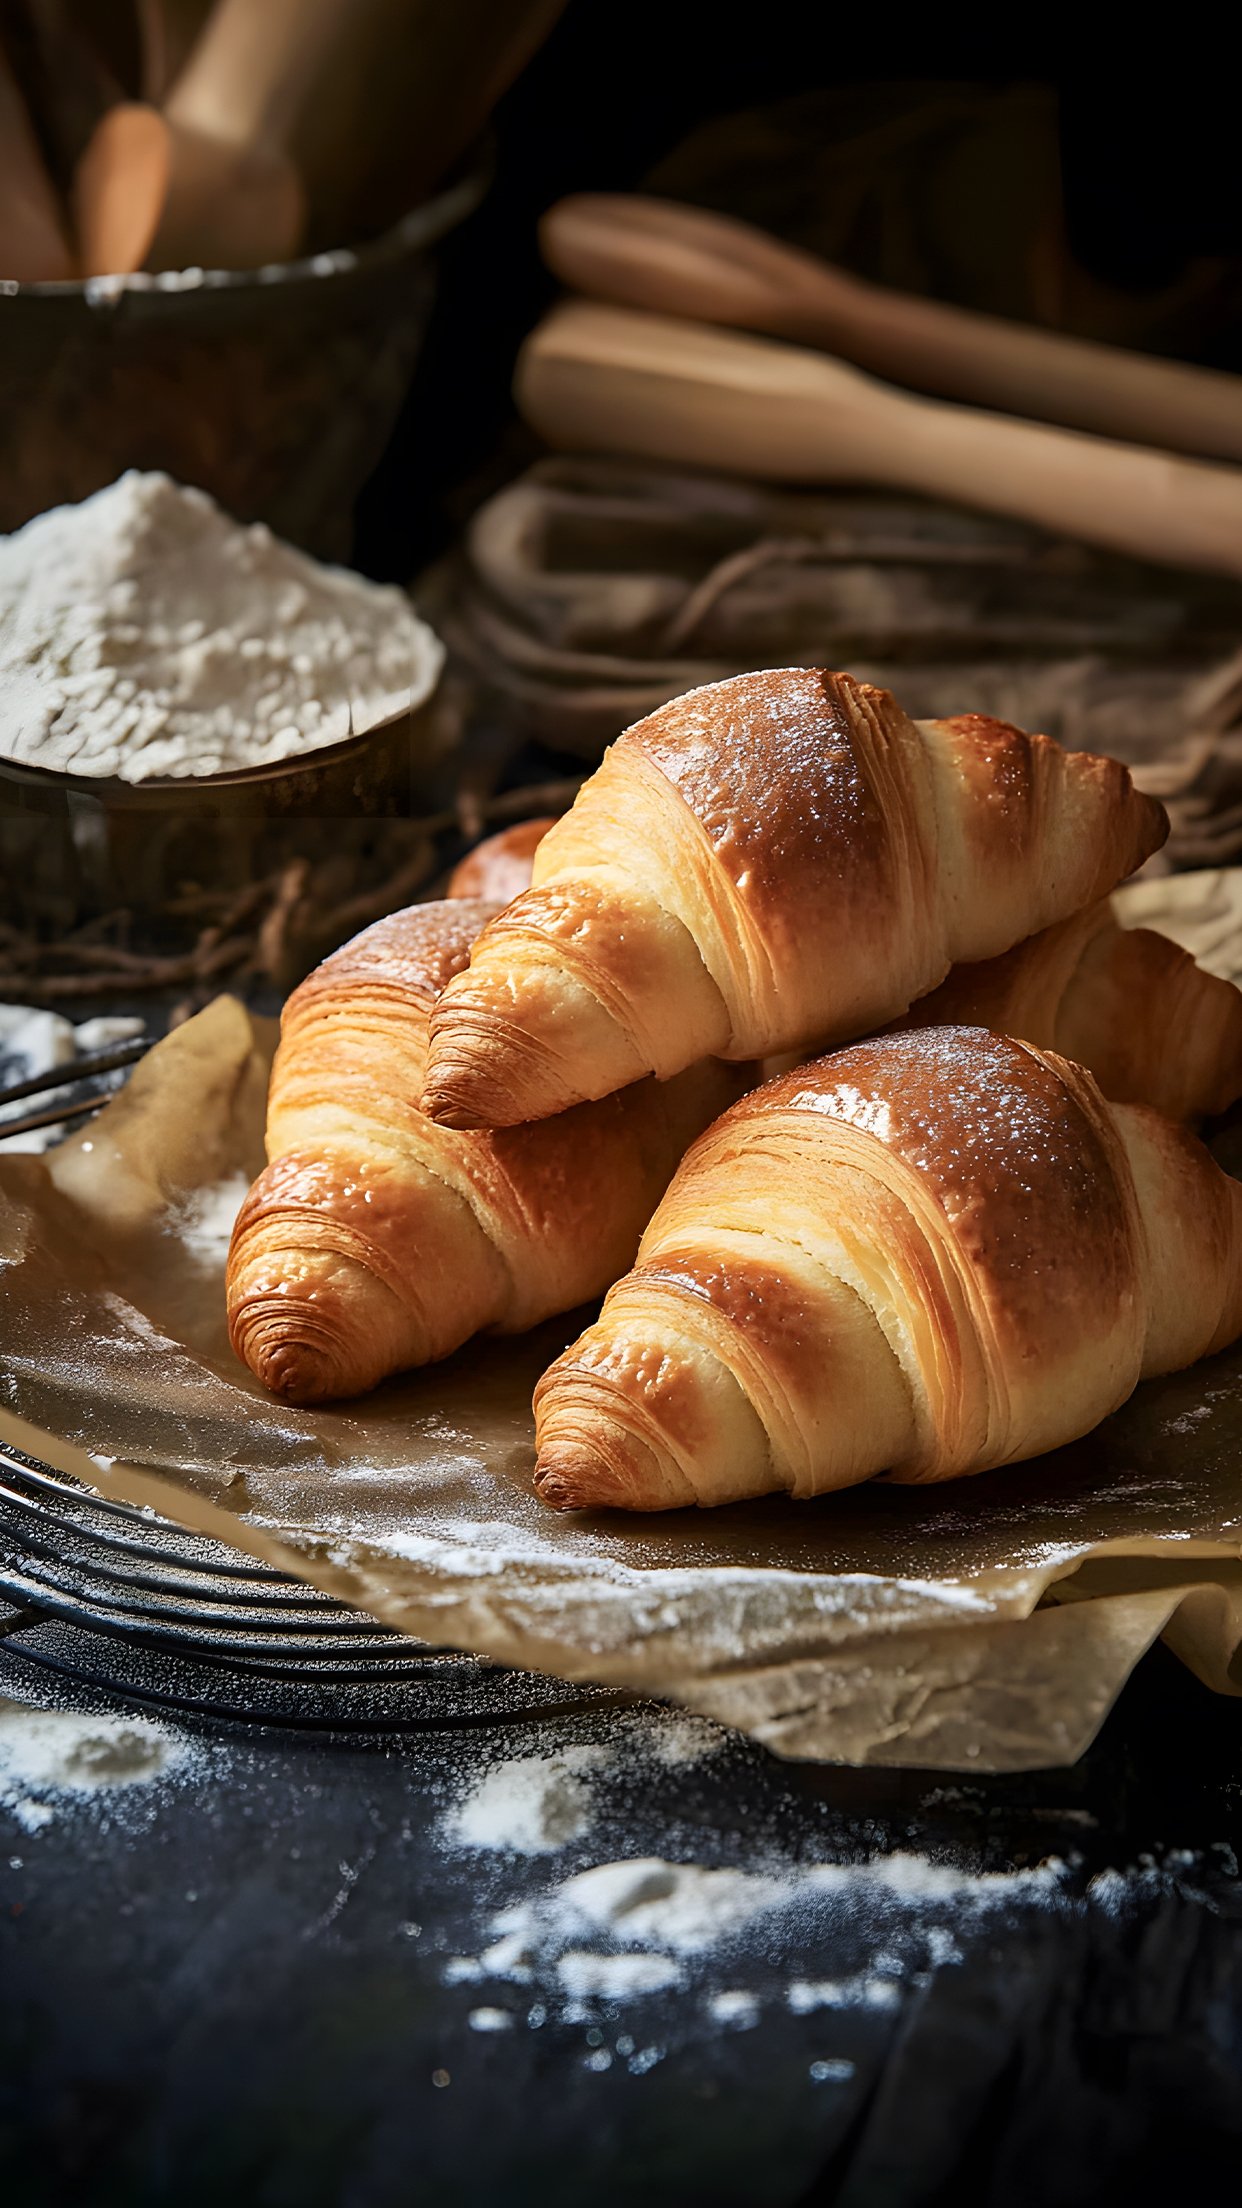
[0,472,443,781]
[433,1710,1085,2049]
[0,1695,198,1833]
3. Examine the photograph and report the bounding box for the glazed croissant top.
[422,668,1167,1128]
[533,1027,1242,1512]
[891,898,1242,1121]
[226,898,742,1403]
[447,817,557,902]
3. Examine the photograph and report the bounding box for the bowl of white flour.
[0,472,449,913]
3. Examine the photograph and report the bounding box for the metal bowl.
[0,160,488,561]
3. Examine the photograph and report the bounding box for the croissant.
[227,899,743,1404]
[423,669,1166,1129]
[446,820,1238,1123]
[890,899,1242,1120]
[447,817,557,902]
[532,1027,1242,1511]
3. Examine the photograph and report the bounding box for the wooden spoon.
[540,194,1242,468]
[515,300,1242,582]
[73,0,357,276]
[0,44,75,281]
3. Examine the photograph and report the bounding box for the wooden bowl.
[0,158,487,561]
[0,692,451,921]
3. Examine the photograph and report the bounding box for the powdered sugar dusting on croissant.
[422,669,1166,1130]
[533,1027,1242,1512]
[891,900,1242,1120]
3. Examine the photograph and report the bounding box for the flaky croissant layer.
[889,898,1242,1121]
[533,1027,1242,1512]
[423,668,1166,1129]
[226,899,745,1404]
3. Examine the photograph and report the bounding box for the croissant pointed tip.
[533,1446,612,1512]
[419,1080,489,1130]
[228,1289,347,1405]
[533,1474,585,1512]
[421,1042,528,1128]
[243,1335,341,1406]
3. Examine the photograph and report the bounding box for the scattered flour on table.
[440,1849,1070,2015]
[557,1951,683,1998]
[443,1708,730,1858]
[706,1989,761,2028]
[436,1719,1079,2029]
[0,472,443,782]
[1084,1853,1200,1914]
[431,1720,1195,2047]
[447,1746,609,1854]
[639,1712,730,1767]
[788,1975,903,2014]
[0,1695,195,1832]
[547,1858,796,1952]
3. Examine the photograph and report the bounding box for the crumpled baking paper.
[1,871,1241,1773]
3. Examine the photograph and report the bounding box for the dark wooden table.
[2,1625,1239,2208]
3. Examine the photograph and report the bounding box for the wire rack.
[0,1440,623,1730]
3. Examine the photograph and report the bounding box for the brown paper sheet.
[2,875,1242,1773]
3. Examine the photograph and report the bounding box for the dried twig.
[254,859,312,982]
[0,777,585,1007]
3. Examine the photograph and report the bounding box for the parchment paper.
[3,872,1242,1772]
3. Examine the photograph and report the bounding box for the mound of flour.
[0,1696,194,1831]
[0,472,443,781]
[447,1746,609,1855]
[443,1712,731,1858]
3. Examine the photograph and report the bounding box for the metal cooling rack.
[0,1440,623,1730]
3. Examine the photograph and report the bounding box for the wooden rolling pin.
[515,301,1242,581]
[74,0,360,275]
[540,193,1242,467]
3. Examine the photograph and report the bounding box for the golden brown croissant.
[889,900,1242,1120]
[447,818,556,902]
[533,1027,1242,1512]
[446,821,1239,1122]
[227,899,744,1404]
[423,669,1166,1130]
